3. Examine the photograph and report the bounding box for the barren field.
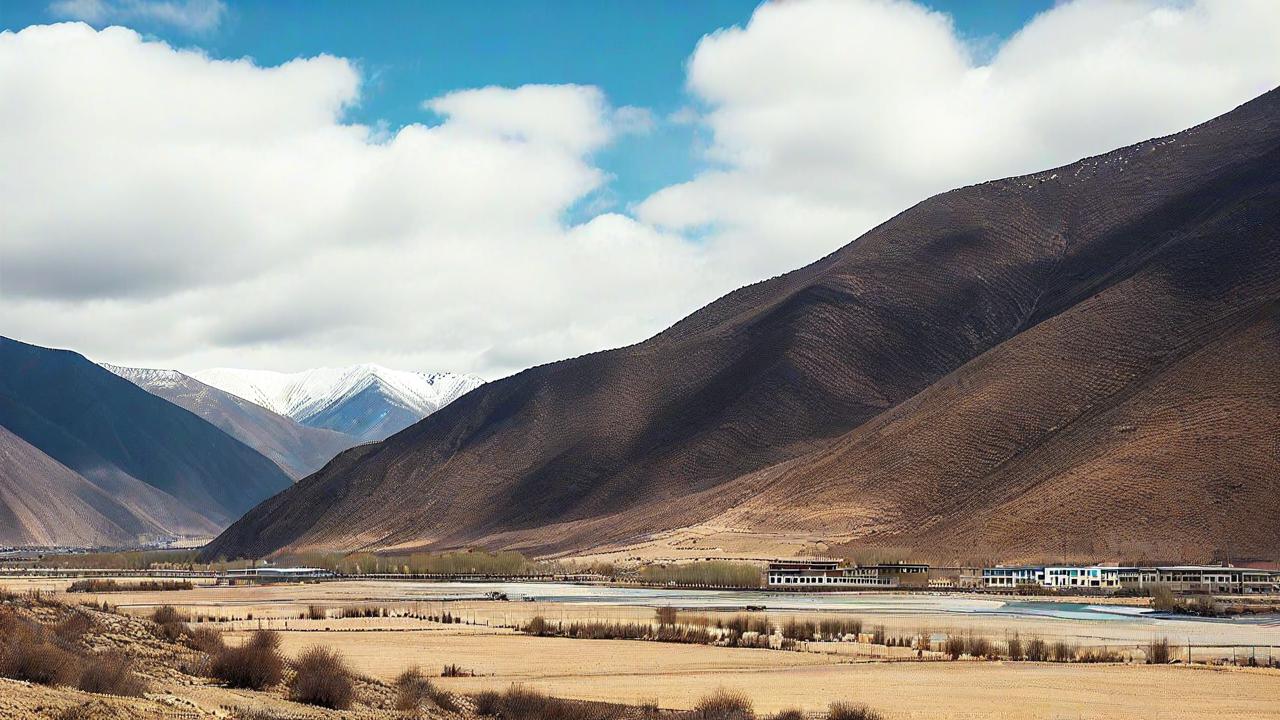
[6,576,1280,718]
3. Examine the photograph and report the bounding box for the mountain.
[0,427,216,546]
[102,364,357,480]
[204,88,1280,564]
[0,337,293,545]
[192,365,484,443]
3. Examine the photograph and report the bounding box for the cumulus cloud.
[49,0,226,33]
[0,23,724,377]
[636,0,1280,279]
[3,1,1280,380]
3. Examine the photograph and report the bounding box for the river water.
[351,580,1181,623]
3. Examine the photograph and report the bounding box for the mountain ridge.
[203,87,1280,563]
[193,364,484,443]
[102,364,357,480]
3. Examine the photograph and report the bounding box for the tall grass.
[1146,637,1171,664]
[638,561,764,588]
[828,702,884,720]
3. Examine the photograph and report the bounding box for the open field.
[6,575,1280,718]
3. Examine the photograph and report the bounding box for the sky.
[2,0,1278,378]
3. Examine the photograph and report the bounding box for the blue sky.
[2,0,1053,210]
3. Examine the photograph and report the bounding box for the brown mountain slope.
[0,427,217,546]
[203,87,1280,563]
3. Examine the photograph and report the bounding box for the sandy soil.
[230,626,1280,719]
[8,575,1280,719]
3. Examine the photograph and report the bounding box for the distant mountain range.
[0,337,292,546]
[101,365,357,481]
[205,88,1280,565]
[193,365,484,443]
[0,336,481,547]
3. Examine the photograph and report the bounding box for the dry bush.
[151,605,190,642]
[395,665,459,712]
[288,645,355,709]
[1006,634,1024,661]
[1025,637,1048,662]
[1146,637,1171,664]
[441,663,473,677]
[693,688,755,720]
[0,639,81,686]
[210,630,283,689]
[76,651,147,696]
[769,709,806,720]
[305,605,327,620]
[1051,641,1077,663]
[53,612,97,646]
[186,626,225,654]
[1150,585,1177,612]
[491,685,621,720]
[151,605,187,625]
[828,702,884,720]
[655,606,678,625]
[525,615,550,635]
[473,689,503,716]
[944,635,965,660]
[1076,647,1122,663]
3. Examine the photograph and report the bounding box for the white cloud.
[636,0,1280,279]
[0,23,726,377]
[3,2,1280,380]
[49,0,226,33]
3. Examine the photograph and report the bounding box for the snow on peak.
[192,364,484,428]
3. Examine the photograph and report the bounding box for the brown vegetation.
[287,645,355,709]
[76,651,147,696]
[395,665,459,712]
[693,688,755,720]
[67,579,193,593]
[209,630,284,689]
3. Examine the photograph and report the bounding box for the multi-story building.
[982,566,1044,589]
[1043,566,1122,590]
[765,560,929,589]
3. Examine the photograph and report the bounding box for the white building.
[981,566,1044,588]
[1044,566,1121,590]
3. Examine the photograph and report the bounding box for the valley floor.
[4,576,1279,719]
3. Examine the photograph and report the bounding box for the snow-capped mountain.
[101,364,357,480]
[193,364,484,443]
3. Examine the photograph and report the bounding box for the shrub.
[186,626,225,654]
[1150,585,1177,612]
[473,689,503,716]
[770,710,806,720]
[693,688,754,720]
[288,646,355,709]
[655,606,678,625]
[53,612,97,645]
[1146,637,1171,664]
[828,702,884,720]
[396,665,459,712]
[306,605,327,620]
[525,615,550,636]
[76,651,147,696]
[1051,641,1077,663]
[209,630,284,689]
[944,635,965,660]
[151,605,187,625]
[1025,637,1047,662]
[0,640,81,686]
[1006,634,1023,661]
[489,685,621,720]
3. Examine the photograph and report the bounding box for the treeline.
[67,579,192,593]
[638,561,763,588]
[24,550,251,572]
[274,549,547,576]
